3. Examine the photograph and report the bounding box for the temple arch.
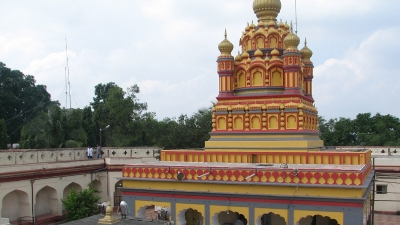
[177,208,204,225]
[63,182,82,200]
[211,210,248,225]
[1,190,30,222]
[251,116,261,129]
[256,212,287,225]
[234,117,243,130]
[287,115,296,129]
[237,71,246,88]
[252,70,263,86]
[270,68,283,86]
[268,116,278,129]
[35,186,58,216]
[296,215,340,225]
[217,117,227,130]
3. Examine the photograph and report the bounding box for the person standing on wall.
[87,145,93,159]
[96,144,102,158]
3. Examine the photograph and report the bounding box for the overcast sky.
[1,0,399,120]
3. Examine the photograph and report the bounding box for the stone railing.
[0,147,160,165]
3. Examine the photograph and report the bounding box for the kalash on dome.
[119,1,373,225]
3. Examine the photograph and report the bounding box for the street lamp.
[100,125,110,147]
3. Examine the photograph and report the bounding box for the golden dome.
[241,51,250,59]
[254,48,263,57]
[268,20,276,28]
[258,20,265,28]
[300,38,313,59]
[253,0,281,22]
[250,21,256,30]
[271,48,279,55]
[235,51,242,61]
[283,29,300,50]
[278,19,284,27]
[218,29,234,55]
[245,22,250,32]
[284,21,289,30]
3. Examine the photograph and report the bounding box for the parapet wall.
[0,147,160,165]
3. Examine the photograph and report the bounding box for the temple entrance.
[297,215,339,225]
[177,208,203,225]
[114,180,122,206]
[258,212,286,225]
[211,210,248,225]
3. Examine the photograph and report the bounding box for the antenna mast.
[295,0,298,34]
[65,36,71,109]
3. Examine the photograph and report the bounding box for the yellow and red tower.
[205,0,323,152]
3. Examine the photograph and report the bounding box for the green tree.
[20,106,87,148]
[61,182,100,221]
[0,62,52,143]
[0,119,8,149]
[82,106,98,146]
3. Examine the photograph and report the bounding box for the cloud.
[314,27,400,119]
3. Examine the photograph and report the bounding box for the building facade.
[120,1,374,225]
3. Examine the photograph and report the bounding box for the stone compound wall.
[0,147,160,165]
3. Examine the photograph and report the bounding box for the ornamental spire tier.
[205,0,323,152]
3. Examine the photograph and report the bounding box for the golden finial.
[224,28,227,39]
[290,21,293,33]
[304,37,307,46]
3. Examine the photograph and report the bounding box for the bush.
[62,182,101,221]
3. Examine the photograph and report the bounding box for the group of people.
[87,144,103,159]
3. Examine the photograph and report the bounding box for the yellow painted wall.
[294,210,343,225]
[124,180,365,198]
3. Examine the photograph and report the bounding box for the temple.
[120,1,373,224]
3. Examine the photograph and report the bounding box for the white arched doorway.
[1,190,30,222]
[63,182,82,199]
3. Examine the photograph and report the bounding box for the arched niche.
[137,204,156,220]
[114,180,123,206]
[35,186,58,216]
[211,210,246,225]
[217,117,227,130]
[1,190,30,222]
[296,215,340,225]
[269,36,278,48]
[177,208,204,225]
[268,116,278,129]
[286,115,297,129]
[256,212,287,225]
[255,35,266,49]
[252,70,263,86]
[237,70,246,88]
[270,68,283,86]
[63,182,82,200]
[234,117,243,130]
[251,116,261,129]
[91,179,102,201]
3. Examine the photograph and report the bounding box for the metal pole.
[372,158,375,225]
[100,129,102,147]
[30,179,35,225]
